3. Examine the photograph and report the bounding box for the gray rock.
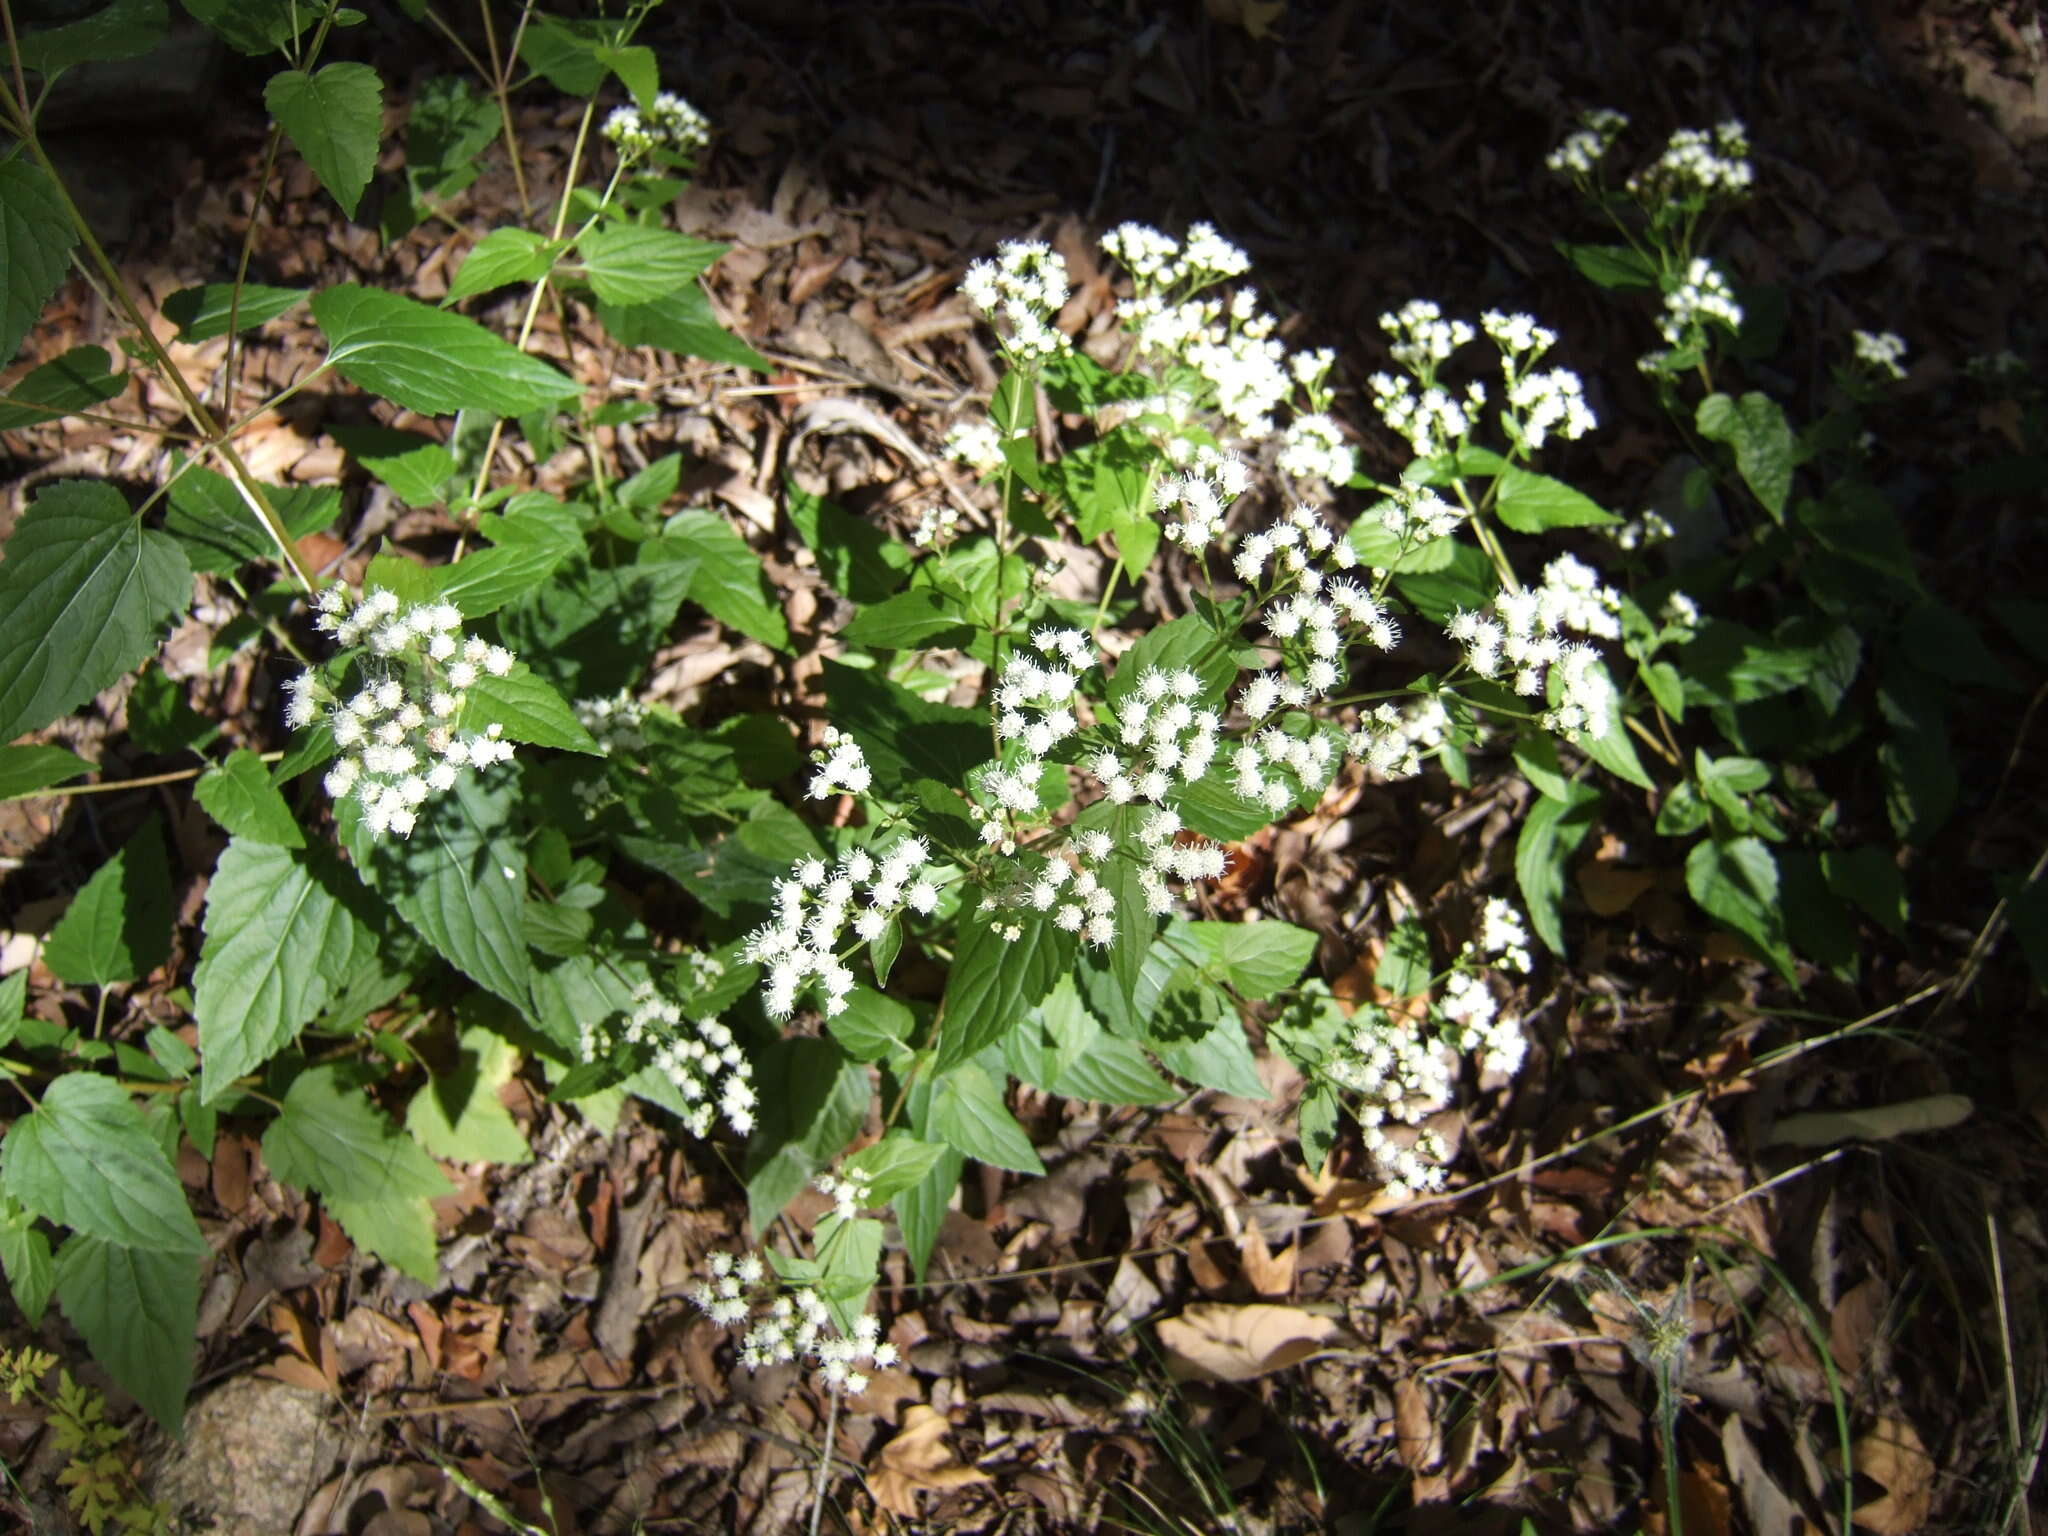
[149,1377,341,1536]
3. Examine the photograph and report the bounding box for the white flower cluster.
[981,628,1095,817]
[741,838,939,1017]
[809,727,872,801]
[1851,329,1908,381]
[1610,509,1676,551]
[942,418,1004,475]
[1099,665,1223,805]
[573,691,648,754]
[1019,836,1120,945]
[1100,219,1251,292]
[1156,450,1249,553]
[1235,506,1388,697]
[1345,702,1426,781]
[1656,257,1744,347]
[912,505,962,548]
[1369,369,1485,460]
[816,1169,872,1222]
[1627,120,1753,203]
[1277,412,1355,484]
[1132,808,1228,915]
[1322,1006,1455,1198]
[962,240,1071,362]
[1467,895,1534,975]
[1446,553,1621,738]
[579,985,756,1137]
[1231,721,1338,814]
[292,588,517,838]
[1382,300,1474,376]
[1375,485,1464,550]
[1483,310,1595,451]
[602,91,712,157]
[1545,107,1630,176]
[692,1251,902,1390]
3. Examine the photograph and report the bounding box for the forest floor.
[3,1,2047,1532]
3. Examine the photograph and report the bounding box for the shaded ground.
[2,0,2046,1532]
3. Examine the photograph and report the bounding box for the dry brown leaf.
[1393,1375,1442,1476]
[868,1405,989,1518]
[1850,1415,1933,1535]
[1155,1303,1344,1382]
[1238,1225,1296,1298]
[1579,858,1657,916]
[1204,0,1286,40]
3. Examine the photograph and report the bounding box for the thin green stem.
[807,1387,842,1536]
[477,0,535,220]
[0,405,200,439]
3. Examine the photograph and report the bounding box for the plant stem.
[807,1387,841,1536]
[478,0,535,220]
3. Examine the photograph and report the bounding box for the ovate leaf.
[597,284,767,371]
[42,815,172,986]
[1697,392,1794,521]
[0,1073,204,1254]
[194,749,304,847]
[265,62,383,219]
[1492,465,1619,532]
[0,344,126,431]
[654,509,789,650]
[0,1199,53,1324]
[1515,780,1601,956]
[312,284,579,416]
[927,1061,1043,1174]
[445,227,558,304]
[159,282,307,342]
[183,0,310,54]
[0,480,191,744]
[405,1026,529,1164]
[261,1065,452,1281]
[574,225,727,306]
[456,669,602,754]
[0,159,75,365]
[744,1037,869,1229]
[1686,835,1796,984]
[0,744,93,800]
[53,1236,197,1435]
[194,838,381,1100]
[936,904,1071,1070]
[163,465,339,574]
[14,0,165,73]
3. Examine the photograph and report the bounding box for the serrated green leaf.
[0,159,75,366]
[1374,919,1432,997]
[327,425,457,505]
[785,482,912,603]
[262,1065,451,1280]
[457,669,602,754]
[343,772,532,1012]
[159,463,337,576]
[0,744,93,800]
[826,984,916,1063]
[194,749,304,846]
[406,1025,529,1164]
[744,1037,869,1229]
[653,509,789,650]
[936,904,1071,1070]
[43,815,171,986]
[1685,835,1795,983]
[841,588,975,651]
[1516,780,1601,956]
[445,227,558,304]
[194,839,381,1099]
[1821,845,1908,937]
[265,62,383,219]
[1152,1005,1266,1098]
[183,0,309,53]
[403,73,498,190]
[844,1133,948,1204]
[14,0,164,72]
[0,344,125,431]
[1,1073,204,1255]
[1696,391,1794,521]
[1107,613,1238,709]
[53,1235,196,1434]
[515,11,617,94]
[160,282,307,342]
[0,480,190,743]
[313,284,579,416]
[892,1142,964,1283]
[598,283,767,371]
[927,1061,1043,1173]
[821,660,987,797]
[574,225,726,306]
[1570,661,1655,791]
[1555,240,1659,290]
[1298,1081,1339,1168]
[1179,919,1317,1000]
[0,1199,53,1325]
[1493,466,1619,531]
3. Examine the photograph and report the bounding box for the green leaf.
[53,1236,197,1434]
[927,1061,1043,1173]
[1821,845,1908,937]
[262,1065,452,1281]
[1,1073,204,1254]
[0,744,93,800]
[159,282,307,342]
[15,0,165,72]
[1152,1006,1266,1098]
[1374,920,1432,998]
[341,772,532,1013]
[1107,613,1238,709]
[574,225,727,306]
[457,669,602,754]
[936,904,1071,1070]
[312,284,580,416]
[516,12,619,94]
[124,667,205,754]
[597,283,768,372]
[822,660,987,797]
[785,482,910,603]
[1572,661,1655,791]
[892,1143,965,1282]
[0,1199,53,1325]
[1492,466,1619,532]
[0,159,75,366]
[194,749,304,847]
[265,62,383,220]
[162,465,339,575]
[445,227,559,304]
[1392,538,1497,624]
[653,509,789,650]
[1512,734,1572,802]
[402,74,499,192]
[1515,781,1601,955]
[43,815,171,986]
[328,425,456,506]
[406,1025,529,1164]
[844,1133,948,1204]
[841,588,975,651]
[744,1037,869,1229]
[1877,671,1956,845]
[1696,392,1794,521]
[194,838,381,1100]
[500,554,694,700]
[1795,484,1921,597]
[1179,919,1318,1000]
[1556,240,1658,290]
[1778,850,1858,980]
[1299,1081,1340,1168]
[1686,835,1796,984]
[0,480,190,743]
[182,0,310,54]
[826,984,916,1063]
[0,344,125,431]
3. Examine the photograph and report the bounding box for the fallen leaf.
[1238,1225,1296,1298]
[1204,0,1286,39]
[1722,1415,1809,1536]
[1393,1375,1442,1475]
[1769,1095,1973,1148]
[1850,1415,1933,1535]
[1579,858,1657,916]
[868,1404,989,1518]
[1155,1303,1345,1382]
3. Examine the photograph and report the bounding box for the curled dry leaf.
[1155,1302,1346,1382]
[869,1404,990,1518]
[1849,1414,1933,1536]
